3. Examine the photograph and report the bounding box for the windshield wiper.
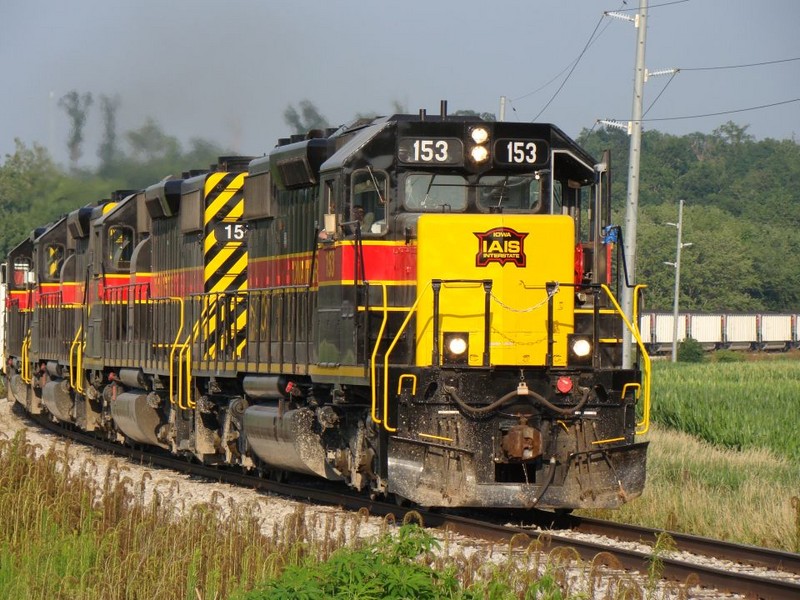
[366,165,385,205]
[422,174,436,206]
[495,177,509,207]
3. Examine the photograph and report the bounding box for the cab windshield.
[477,175,542,213]
[403,174,468,211]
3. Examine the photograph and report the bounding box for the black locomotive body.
[4,111,651,509]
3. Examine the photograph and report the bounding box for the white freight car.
[639,312,799,354]
[723,314,758,350]
[688,314,724,350]
[758,314,795,351]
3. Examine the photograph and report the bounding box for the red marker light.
[556,376,573,394]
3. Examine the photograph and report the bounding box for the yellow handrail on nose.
[601,284,651,435]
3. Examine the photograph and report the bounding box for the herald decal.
[474,227,528,267]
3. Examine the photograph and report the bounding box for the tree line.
[1,92,798,313]
[577,123,800,312]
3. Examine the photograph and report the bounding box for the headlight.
[443,332,469,365]
[470,126,489,144]
[470,145,489,163]
[568,335,593,366]
[572,338,592,357]
[448,336,468,355]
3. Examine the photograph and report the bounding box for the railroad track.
[503,511,800,599]
[28,410,800,600]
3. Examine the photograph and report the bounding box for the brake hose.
[443,384,591,417]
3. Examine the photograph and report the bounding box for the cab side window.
[44,244,65,281]
[12,258,33,288]
[350,169,388,234]
[107,225,134,269]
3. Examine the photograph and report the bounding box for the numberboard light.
[470,127,489,144]
[470,146,489,163]
[468,126,490,164]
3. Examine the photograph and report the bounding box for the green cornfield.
[650,360,800,461]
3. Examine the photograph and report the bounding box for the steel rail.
[570,514,800,576]
[498,509,800,576]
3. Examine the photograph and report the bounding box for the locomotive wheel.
[257,465,288,483]
[393,493,412,508]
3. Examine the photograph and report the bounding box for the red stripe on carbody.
[250,243,417,288]
[61,282,82,304]
[151,267,204,298]
[8,290,32,310]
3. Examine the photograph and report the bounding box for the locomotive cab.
[237,113,650,508]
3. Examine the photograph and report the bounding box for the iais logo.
[474,227,528,267]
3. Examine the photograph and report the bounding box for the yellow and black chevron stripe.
[201,172,248,360]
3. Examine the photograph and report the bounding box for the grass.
[583,425,800,551]
[582,358,800,551]
[0,429,698,600]
[0,430,293,599]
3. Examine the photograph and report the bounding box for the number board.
[398,137,464,165]
[494,139,549,167]
[214,222,247,243]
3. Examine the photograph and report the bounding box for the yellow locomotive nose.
[415,213,575,368]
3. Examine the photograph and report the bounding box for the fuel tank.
[42,379,73,422]
[110,391,166,447]
[242,405,342,480]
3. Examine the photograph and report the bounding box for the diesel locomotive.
[3,106,651,509]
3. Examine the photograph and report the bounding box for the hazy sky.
[2,0,799,167]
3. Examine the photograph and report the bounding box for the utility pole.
[665,200,692,362]
[620,0,648,368]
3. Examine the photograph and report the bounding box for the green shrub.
[677,337,705,362]
[241,524,461,600]
[712,349,745,363]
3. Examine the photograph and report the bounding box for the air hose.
[443,384,591,417]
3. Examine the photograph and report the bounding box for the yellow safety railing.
[379,282,432,433]
[369,283,390,426]
[69,325,84,392]
[165,297,186,408]
[171,292,239,410]
[177,330,195,409]
[20,331,32,384]
[601,283,651,435]
[369,280,651,436]
[174,306,215,410]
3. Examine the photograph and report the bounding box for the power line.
[681,56,800,71]
[608,97,800,123]
[512,12,617,104]
[642,71,678,117]
[614,0,690,11]
[512,0,677,118]
[512,62,579,103]
[640,57,800,121]
[531,15,605,121]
